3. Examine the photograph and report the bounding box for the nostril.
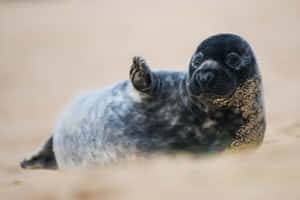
[195,73,202,83]
[203,72,214,82]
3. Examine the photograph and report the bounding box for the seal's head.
[187,33,265,150]
[188,33,258,99]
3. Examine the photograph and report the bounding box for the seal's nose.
[195,71,215,86]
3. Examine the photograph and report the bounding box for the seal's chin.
[189,84,234,99]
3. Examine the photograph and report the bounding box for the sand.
[0,0,300,199]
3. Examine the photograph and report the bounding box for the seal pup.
[20,33,266,169]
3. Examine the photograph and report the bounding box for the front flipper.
[130,56,157,95]
[20,136,57,170]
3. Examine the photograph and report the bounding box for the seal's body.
[21,33,266,169]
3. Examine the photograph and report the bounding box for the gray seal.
[20,33,266,169]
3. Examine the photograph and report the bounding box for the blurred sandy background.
[1,0,300,199]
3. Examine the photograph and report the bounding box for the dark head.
[188,33,258,99]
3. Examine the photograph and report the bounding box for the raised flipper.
[130,56,158,95]
[20,136,57,170]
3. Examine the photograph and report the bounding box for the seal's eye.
[226,52,242,69]
[193,52,204,66]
